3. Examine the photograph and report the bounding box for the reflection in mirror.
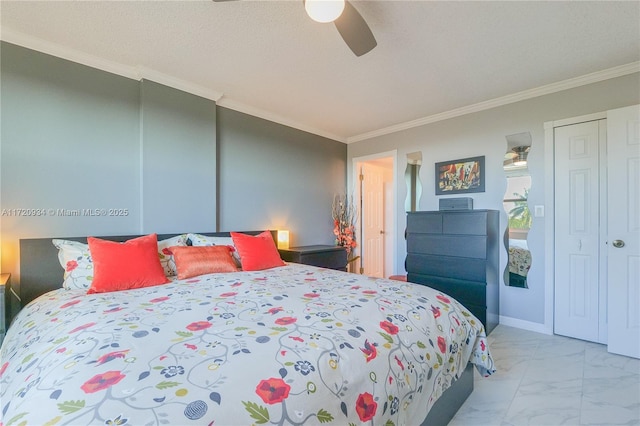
[405,152,423,212]
[503,132,532,288]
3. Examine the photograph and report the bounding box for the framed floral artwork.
[435,155,485,195]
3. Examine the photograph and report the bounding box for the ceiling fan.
[212,0,377,57]
[504,146,530,168]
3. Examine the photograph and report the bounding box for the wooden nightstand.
[279,245,348,271]
[0,273,10,343]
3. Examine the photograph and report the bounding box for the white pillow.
[52,239,93,290]
[157,234,188,277]
[53,234,189,289]
[188,233,241,267]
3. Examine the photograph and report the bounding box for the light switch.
[534,205,544,217]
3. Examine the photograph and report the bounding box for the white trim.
[543,121,555,335]
[351,150,399,275]
[216,97,346,143]
[546,111,607,129]
[1,29,223,103]
[348,62,640,143]
[499,315,552,335]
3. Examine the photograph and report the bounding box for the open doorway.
[353,152,396,278]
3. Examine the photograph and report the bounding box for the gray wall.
[0,42,346,282]
[348,72,640,326]
[140,80,216,233]
[1,42,142,251]
[217,107,347,246]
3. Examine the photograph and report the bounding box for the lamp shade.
[277,230,290,249]
[305,0,345,23]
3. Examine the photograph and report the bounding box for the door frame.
[352,150,398,276]
[543,111,607,335]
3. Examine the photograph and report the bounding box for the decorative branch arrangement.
[331,194,358,256]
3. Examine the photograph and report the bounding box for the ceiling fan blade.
[334,1,377,57]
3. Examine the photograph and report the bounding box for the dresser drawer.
[406,253,488,282]
[300,251,347,269]
[279,246,347,271]
[408,273,487,306]
[407,234,487,259]
[442,212,489,235]
[407,213,443,234]
[456,301,487,329]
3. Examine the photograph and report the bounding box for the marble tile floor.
[449,325,640,426]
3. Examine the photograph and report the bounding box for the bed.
[1,231,494,425]
[508,239,531,288]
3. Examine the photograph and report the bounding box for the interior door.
[361,163,384,278]
[554,120,604,343]
[607,104,640,358]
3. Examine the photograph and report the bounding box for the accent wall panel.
[217,107,346,246]
[1,42,141,242]
[140,80,216,233]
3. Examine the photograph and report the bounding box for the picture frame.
[435,155,485,195]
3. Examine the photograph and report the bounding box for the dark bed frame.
[15,231,473,426]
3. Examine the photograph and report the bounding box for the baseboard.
[499,316,552,335]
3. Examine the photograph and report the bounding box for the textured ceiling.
[1,1,639,142]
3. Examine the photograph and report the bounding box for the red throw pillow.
[87,234,170,294]
[172,246,238,279]
[230,231,285,271]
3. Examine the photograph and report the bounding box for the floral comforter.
[0,264,494,425]
[509,246,532,277]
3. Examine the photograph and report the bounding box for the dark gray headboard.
[19,231,276,308]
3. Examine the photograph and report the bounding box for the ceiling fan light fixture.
[512,146,530,166]
[305,0,345,23]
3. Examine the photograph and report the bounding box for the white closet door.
[607,104,640,359]
[554,120,603,343]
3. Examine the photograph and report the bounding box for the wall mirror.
[503,132,532,288]
[405,151,423,212]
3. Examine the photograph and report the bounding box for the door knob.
[612,239,625,248]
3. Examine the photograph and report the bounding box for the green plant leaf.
[378,332,394,344]
[57,400,85,414]
[5,412,27,426]
[385,420,396,426]
[22,353,34,364]
[317,409,334,423]
[175,331,193,338]
[242,401,269,424]
[156,381,180,389]
[416,341,426,349]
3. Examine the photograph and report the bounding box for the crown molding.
[136,67,223,102]
[1,28,222,102]
[2,28,637,145]
[1,28,139,80]
[347,61,640,143]
[1,28,338,140]
[216,97,346,143]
